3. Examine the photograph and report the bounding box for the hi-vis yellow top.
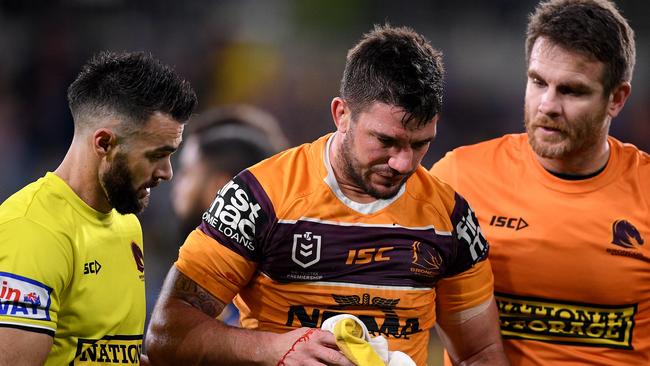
[0,172,146,365]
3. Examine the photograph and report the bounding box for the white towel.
[321,314,416,366]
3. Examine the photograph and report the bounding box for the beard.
[524,103,609,159]
[339,129,410,200]
[100,153,149,215]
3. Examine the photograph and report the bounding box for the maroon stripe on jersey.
[259,220,457,288]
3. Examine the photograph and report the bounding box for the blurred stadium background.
[0,1,647,364]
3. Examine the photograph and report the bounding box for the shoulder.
[0,176,70,236]
[610,137,650,170]
[1,176,92,243]
[430,134,528,190]
[439,134,526,165]
[405,167,476,229]
[248,135,328,207]
[0,177,48,221]
[408,167,457,210]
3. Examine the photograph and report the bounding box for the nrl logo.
[292,231,322,268]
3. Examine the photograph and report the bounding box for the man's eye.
[531,78,545,86]
[559,87,584,96]
[378,138,392,146]
[148,154,167,161]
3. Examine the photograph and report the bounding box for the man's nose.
[155,159,173,181]
[387,148,414,175]
[538,88,562,118]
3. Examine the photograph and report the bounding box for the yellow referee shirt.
[0,172,146,365]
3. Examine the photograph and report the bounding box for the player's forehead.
[134,112,184,149]
[357,103,437,142]
[528,37,605,88]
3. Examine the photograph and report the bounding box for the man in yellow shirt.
[431,0,648,364]
[0,51,197,365]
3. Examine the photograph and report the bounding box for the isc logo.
[83,260,102,275]
[489,216,528,231]
[346,247,394,265]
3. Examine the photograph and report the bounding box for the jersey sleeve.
[175,170,275,304]
[430,150,458,187]
[435,259,494,313]
[446,193,490,275]
[0,218,72,336]
[434,192,492,312]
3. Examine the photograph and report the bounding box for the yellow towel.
[333,318,386,366]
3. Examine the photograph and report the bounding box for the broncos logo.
[411,241,442,271]
[612,219,644,248]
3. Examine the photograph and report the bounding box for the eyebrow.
[146,145,178,155]
[374,132,434,145]
[528,70,593,92]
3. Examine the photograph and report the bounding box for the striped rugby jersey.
[176,133,493,364]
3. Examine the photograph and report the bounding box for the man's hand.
[271,327,355,366]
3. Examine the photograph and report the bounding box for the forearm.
[0,327,52,366]
[455,343,509,366]
[437,297,509,366]
[146,297,277,366]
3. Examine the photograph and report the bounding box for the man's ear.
[607,82,631,119]
[93,129,117,157]
[331,97,351,133]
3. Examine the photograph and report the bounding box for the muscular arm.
[145,266,354,366]
[0,327,52,366]
[435,297,509,366]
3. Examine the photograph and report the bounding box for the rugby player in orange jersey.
[146,24,509,366]
[431,1,649,365]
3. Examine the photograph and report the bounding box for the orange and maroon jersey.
[177,134,493,365]
[431,134,650,365]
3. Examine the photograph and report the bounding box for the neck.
[54,135,112,213]
[535,138,610,176]
[329,133,376,204]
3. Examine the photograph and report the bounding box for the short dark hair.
[340,24,444,128]
[67,51,197,132]
[189,105,288,176]
[195,128,273,177]
[526,0,635,94]
[189,105,288,152]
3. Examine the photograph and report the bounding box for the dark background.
[1,1,647,363]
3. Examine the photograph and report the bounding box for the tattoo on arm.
[171,271,225,317]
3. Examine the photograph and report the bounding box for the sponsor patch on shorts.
[0,272,52,321]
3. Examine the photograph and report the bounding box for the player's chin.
[138,196,150,210]
[369,183,402,200]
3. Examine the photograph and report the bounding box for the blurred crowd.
[0,1,647,362]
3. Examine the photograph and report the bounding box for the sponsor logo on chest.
[489,215,529,231]
[286,293,422,339]
[73,335,143,365]
[496,292,636,349]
